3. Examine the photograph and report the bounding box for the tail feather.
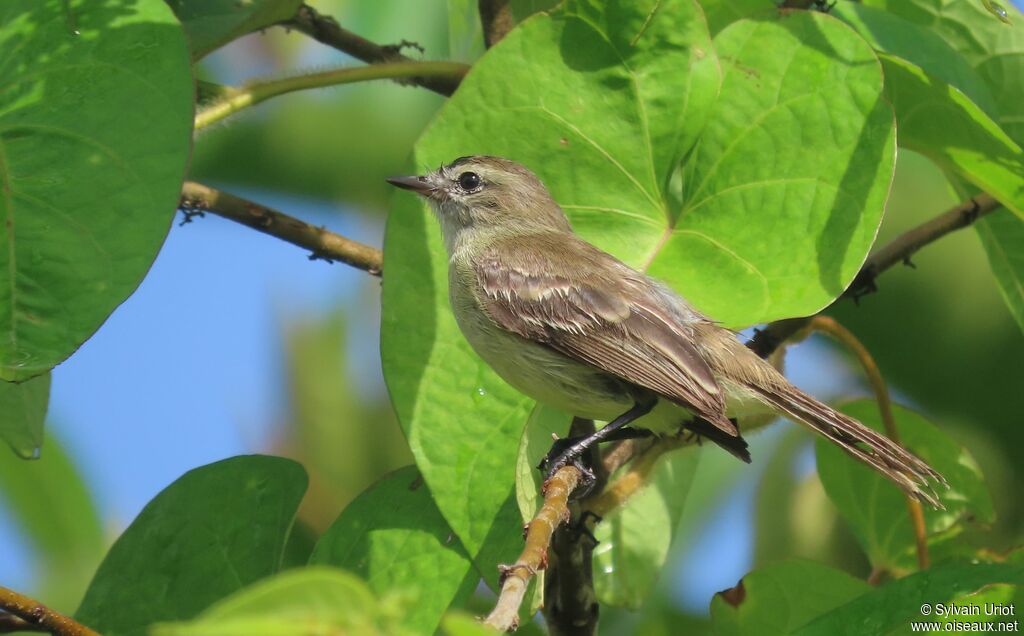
[751,384,947,508]
[684,416,751,463]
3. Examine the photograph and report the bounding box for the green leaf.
[593,446,700,608]
[862,1,1024,331]
[151,566,407,636]
[816,400,994,573]
[793,562,1024,635]
[697,0,776,35]
[447,0,485,62]
[310,466,474,635]
[382,0,895,575]
[76,455,307,636]
[0,430,104,612]
[382,192,534,559]
[166,0,303,60]
[879,54,1024,219]
[710,559,871,636]
[862,0,1024,144]
[440,612,502,636]
[976,209,1024,332]
[832,1,997,113]
[514,404,573,522]
[0,0,193,381]
[0,373,49,457]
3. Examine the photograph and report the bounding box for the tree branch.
[283,4,464,96]
[479,0,515,48]
[484,465,582,632]
[194,61,469,130]
[747,192,1000,358]
[0,586,99,636]
[179,182,383,276]
[807,316,930,571]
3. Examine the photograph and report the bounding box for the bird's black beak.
[386,175,435,197]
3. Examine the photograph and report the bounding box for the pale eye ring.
[457,171,482,191]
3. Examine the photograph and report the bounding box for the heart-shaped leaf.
[310,466,474,635]
[382,1,894,569]
[816,400,993,573]
[76,456,307,635]
[710,559,871,636]
[0,0,193,381]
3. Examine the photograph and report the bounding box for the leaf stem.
[194,61,469,130]
[0,585,100,636]
[807,315,930,571]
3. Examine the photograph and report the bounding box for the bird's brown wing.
[474,234,737,435]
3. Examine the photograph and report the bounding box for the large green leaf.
[976,209,1024,331]
[151,567,407,636]
[709,559,871,636]
[816,400,993,573]
[0,0,193,381]
[0,372,48,457]
[310,466,474,635]
[879,54,1024,219]
[166,0,302,60]
[593,446,700,608]
[0,430,104,612]
[382,0,895,573]
[75,456,307,636]
[793,562,1024,635]
[698,0,775,35]
[832,1,997,112]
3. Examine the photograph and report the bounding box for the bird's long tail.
[750,383,947,508]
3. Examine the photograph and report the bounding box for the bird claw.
[539,438,597,499]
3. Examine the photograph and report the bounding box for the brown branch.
[747,192,1000,358]
[484,465,582,632]
[179,181,383,276]
[283,4,465,96]
[0,586,99,636]
[807,316,930,570]
[585,437,686,519]
[479,0,515,48]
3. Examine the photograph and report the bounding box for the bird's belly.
[453,303,630,420]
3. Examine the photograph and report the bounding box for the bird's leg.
[540,399,656,497]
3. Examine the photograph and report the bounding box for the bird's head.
[387,156,571,248]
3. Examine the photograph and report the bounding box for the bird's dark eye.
[458,171,482,191]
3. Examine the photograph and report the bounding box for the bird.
[387,155,945,506]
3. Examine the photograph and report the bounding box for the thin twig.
[194,61,469,130]
[180,182,383,275]
[807,316,930,570]
[284,4,463,96]
[479,0,515,48]
[585,437,686,519]
[485,466,582,632]
[747,192,1000,358]
[0,586,100,636]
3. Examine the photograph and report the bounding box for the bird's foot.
[539,436,598,499]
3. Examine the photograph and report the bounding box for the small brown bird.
[388,156,945,506]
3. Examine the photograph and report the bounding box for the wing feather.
[474,234,736,435]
